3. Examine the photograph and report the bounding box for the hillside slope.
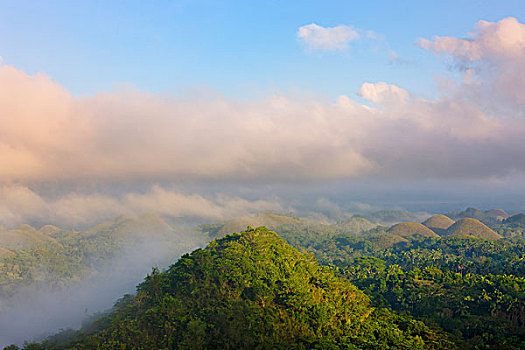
[504,214,525,226]
[422,215,455,235]
[0,225,58,251]
[40,227,451,349]
[387,222,440,239]
[334,217,378,235]
[445,218,502,240]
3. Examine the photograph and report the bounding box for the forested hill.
[5,209,525,349]
[26,227,452,349]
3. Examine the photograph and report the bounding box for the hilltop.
[0,224,58,251]
[387,222,440,239]
[37,227,449,349]
[445,218,502,240]
[422,215,455,235]
[334,216,378,234]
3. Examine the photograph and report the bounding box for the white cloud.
[418,17,525,61]
[0,18,524,189]
[418,17,525,114]
[297,23,360,51]
[358,82,410,105]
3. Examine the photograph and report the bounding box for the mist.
[0,184,285,229]
[0,220,207,347]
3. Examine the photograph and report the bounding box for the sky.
[1,0,525,226]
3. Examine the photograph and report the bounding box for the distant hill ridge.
[485,209,510,219]
[203,212,301,237]
[357,209,429,226]
[80,213,174,240]
[334,216,377,234]
[446,207,509,226]
[0,224,58,250]
[504,214,525,226]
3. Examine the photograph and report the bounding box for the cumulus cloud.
[0,67,375,182]
[0,17,524,189]
[418,17,525,115]
[419,17,525,61]
[358,82,410,105]
[297,23,360,50]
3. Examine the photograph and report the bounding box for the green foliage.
[0,215,202,303]
[343,261,525,348]
[36,227,451,349]
[504,214,525,227]
[242,216,525,349]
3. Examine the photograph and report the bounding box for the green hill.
[504,214,525,226]
[357,209,427,225]
[422,215,455,235]
[39,225,62,235]
[334,217,378,235]
[0,224,58,250]
[364,230,409,250]
[80,213,174,240]
[0,214,201,304]
[445,218,502,240]
[484,209,509,220]
[446,207,484,221]
[387,222,440,240]
[39,227,449,349]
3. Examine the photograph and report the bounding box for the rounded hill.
[445,218,502,240]
[335,217,377,235]
[0,225,58,250]
[387,222,440,239]
[485,209,509,220]
[52,227,448,349]
[39,225,61,235]
[422,215,455,235]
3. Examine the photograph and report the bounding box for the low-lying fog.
[0,225,206,347]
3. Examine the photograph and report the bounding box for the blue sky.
[1,0,523,99]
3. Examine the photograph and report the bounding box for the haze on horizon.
[1,1,525,227]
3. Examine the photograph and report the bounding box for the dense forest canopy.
[15,227,452,349]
